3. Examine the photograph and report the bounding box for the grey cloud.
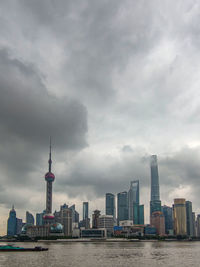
[0,48,88,189]
[0,49,88,150]
[55,146,200,213]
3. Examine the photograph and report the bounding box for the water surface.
[0,241,199,266]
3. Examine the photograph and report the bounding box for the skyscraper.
[83,202,89,220]
[186,201,194,237]
[16,218,23,235]
[128,180,139,221]
[192,212,196,237]
[106,193,115,218]
[92,210,101,229]
[151,211,165,236]
[117,191,128,225]
[133,203,144,225]
[163,205,173,234]
[197,214,200,237]
[60,204,72,236]
[7,205,17,236]
[26,211,34,225]
[173,198,187,236]
[82,202,90,229]
[150,155,161,215]
[36,212,44,226]
[43,138,55,223]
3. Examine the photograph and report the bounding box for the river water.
[0,241,199,266]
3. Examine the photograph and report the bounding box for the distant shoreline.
[36,239,200,243]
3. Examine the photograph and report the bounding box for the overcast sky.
[0,0,200,234]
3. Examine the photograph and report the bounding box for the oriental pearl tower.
[43,138,55,223]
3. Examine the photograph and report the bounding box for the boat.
[0,245,48,251]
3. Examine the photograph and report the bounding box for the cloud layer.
[0,0,200,233]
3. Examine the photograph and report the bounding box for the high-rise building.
[151,211,165,236]
[43,138,55,224]
[163,205,173,234]
[117,192,128,225]
[197,214,200,237]
[7,205,17,236]
[128,180,139,221]
[92,210,101,229]
[192,212,196,237]
[83,202,89,220]
[36,212,44,226]
[150,155,161,215]
[173,198,187,236]
[133,203,144,225]
[16,218,23,235]
[60,204,72,236]
[81,202,90,229]
[186,201,194,236]
[106,193,116,219]
[26,211,34,225]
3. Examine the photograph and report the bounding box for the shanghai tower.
[150,155,161,215]
[43,138,55,223]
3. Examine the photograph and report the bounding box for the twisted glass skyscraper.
[150,155,161,215]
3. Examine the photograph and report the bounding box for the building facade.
[150,155,161,215]
[82,202,90,229]
[197,214,200,237]
[128,180,139,221]
[26,211,34,225]
[83,202,89,221]
[117,191,128,225]
[60,204,72,236]
[16,218,23,235]
[98,215,114,234]
[173,198,187,236]
[92,210,101,229]
[150,211,165,236]
[106,193,116,219]
[133,203,144,225]
[163,205,173,234]
[36,212,44,226]
[7,206,17,236]
[186,201,194,236]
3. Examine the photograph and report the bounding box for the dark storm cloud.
[0,49,87,150]
[1,0,164,107]
[0,48,88,188]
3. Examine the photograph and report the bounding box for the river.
[0,241,199,266]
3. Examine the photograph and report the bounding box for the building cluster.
[6,145,200,239]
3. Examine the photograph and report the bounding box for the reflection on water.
[0,241,199,267]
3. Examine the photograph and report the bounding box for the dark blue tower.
[150,155,161,215]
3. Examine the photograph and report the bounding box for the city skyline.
[1,1,200,235]
[2,152,200,235]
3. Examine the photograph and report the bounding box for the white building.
[98,215,114,233]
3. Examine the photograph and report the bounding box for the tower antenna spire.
[49,136,52,172]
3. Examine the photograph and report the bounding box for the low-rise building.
[81,228,107,238]
[98,215,114,235]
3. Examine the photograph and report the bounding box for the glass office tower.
[117,191,128,225]
[150,155,161,215]
[106,193,115,217]
[83,202,89,220]
[128,180,139,221]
